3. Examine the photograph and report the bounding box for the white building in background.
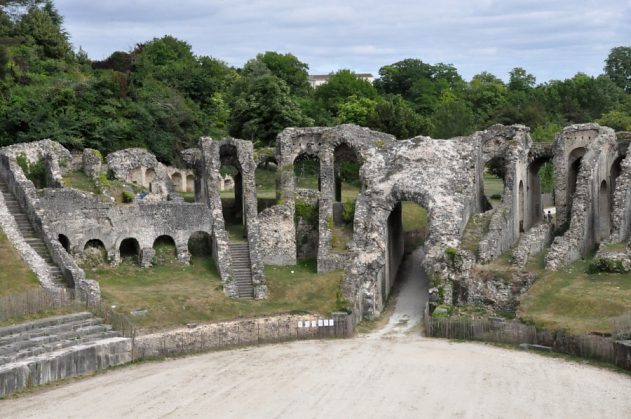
[308,73,374,88]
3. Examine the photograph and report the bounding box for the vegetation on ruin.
[519,256,631,334]
[87,256,343,332]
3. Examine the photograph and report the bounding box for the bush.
[587,258,627,274]
[490,193,502,200]
[121,191,134,203]
[295,198,318,226]
[16,153,47,188]
[342,200,355,224]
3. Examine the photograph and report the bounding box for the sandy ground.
[2,251,631,418]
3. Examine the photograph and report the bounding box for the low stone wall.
[511,223,554,269]
[133,312,354,360]
[0,337,131,398]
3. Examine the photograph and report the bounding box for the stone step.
[0,318,104,348]
[0,331,121,366]
[0,312,94,339]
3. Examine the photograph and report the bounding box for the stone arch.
[480,156,505,211]
[293,152,321,191]
[186,175,195,193]
[567,147,587,217]
[145,168,156,188]
[598,180,610,243]
[171,172,182,192]
[526,157,554,230]
[333,142,361,203]
[188,231,213,258]
[153,235,177,264]
[83,239,107,266]
[129,167,143,185]
[119,237,140,264]
[58,234,70,253]
[255,160,278,213]
[220,144,245,239]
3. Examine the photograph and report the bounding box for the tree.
[465,71,507,127]
[337,95,377,126]
[13,2,70,59]
[313,69,378,118]
[369,95,431,139]
[508,67,536,91]
[430,95,475,138]
[605,46,631,93]
[251,51,310,95]
[229,74,311,145]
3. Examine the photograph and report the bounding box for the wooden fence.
[0,287,78,322]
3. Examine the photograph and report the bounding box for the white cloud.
[54,0,631,81]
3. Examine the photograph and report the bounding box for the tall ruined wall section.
[342,134,480,319]
[610,144,631,242]
[546,125,618,270]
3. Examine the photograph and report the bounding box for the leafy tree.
[229,74,311,145]
[508,67,536,91]
[313,69,378,118]
[252,51,310,95]
[605,46,631,93]
[597,95,631,131]
[465,71,507,127]
[337,95,377,126]
[430,95,475,138]
[369,95,431,139]
[13,2,70,59]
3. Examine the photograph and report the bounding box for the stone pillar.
[140,247,154,268]
[317,145,336,272]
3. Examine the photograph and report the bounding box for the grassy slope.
[0,229,39,296]
[518,256,631,334]
[90,256,343,332]
[483,173,503,207]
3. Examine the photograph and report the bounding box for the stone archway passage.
[153,235,177,265]
[567,147,587,219]
[119,238,140,265]
[58,234,70,253]
[188,231,213,258]
[598,180,610,243]
[171,172,183,192]
[186,175,194,193]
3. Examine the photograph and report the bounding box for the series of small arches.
[58,232,213,266]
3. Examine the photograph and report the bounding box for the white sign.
[311,320,317,328]
[297,321,303,328]
[330,319,334,326]
[323,319,329,326]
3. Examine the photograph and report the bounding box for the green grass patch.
[255,166,277,199]
[0,229,39,297]
[518,259,631,334]
[402,201,428,250]
[90,257,342,332]
[461,212,493,253]
[63,171,100,194]
[483,173,503,207]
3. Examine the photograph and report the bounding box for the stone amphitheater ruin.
[1,122,631,397]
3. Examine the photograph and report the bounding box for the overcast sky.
[54,0,631,83]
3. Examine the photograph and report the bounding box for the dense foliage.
[0,1,630,164]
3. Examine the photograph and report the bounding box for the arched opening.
[58,234,70,253]
[598,180,611,243]
[567,147,586,219]
[294,153,320,191]
[331,143,361,254]
[145,168,156,189]
[119,238,140,265]
[481,157,505,211]
[256,160,278,213]
[518,180,525,233]
[171,172,182,192]
[220,144,245,242]
[82,239,107,268]
[188,231,213,259]
[610,156,624,208]
[153,235,176,265]
[129,167,143,185]
[382,200,429,309]
[526,158,555,230]
[186,175,195,193]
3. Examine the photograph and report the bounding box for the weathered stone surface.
[511,222,554,269]
[82,148,102,178]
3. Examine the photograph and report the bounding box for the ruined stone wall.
[0,141,99,303]
[610,143,631,242]
[546,125,618,270]
[36,189,213,267]
[198,137,267,299]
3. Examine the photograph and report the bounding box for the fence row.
[0,287,78,322]
[424,314,631,371]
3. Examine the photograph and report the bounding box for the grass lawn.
[483,173,504,207]
[89,257,343,332]
[63,171,147,204]
[0,229,39,297]
[518,257,631,334]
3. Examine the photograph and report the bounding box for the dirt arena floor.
[3,250,630,418]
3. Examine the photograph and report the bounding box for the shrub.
[587,258,627,274]
[295,198,318,226]
[121,191,134,203]
[490,193,502,200]
[16,153,47,188]
[342,200,356,224]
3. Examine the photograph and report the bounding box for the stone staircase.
[0,179,67,287]
[229,242,254,299]
[0,312,131,397]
